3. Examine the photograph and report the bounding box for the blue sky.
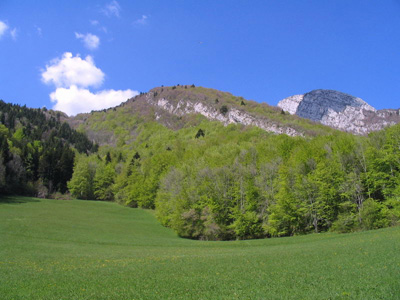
[1,1,400,115]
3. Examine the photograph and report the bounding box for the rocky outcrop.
[277,94,303,115]
[145,92,302,137]
[278,89,400,135]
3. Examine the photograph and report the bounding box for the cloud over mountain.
[42,52,104,88]
[50,85,136,116]
[41,52,137,116]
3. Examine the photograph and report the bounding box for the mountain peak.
[278,89,399,135]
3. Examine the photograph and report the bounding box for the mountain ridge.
[68,85,335,146]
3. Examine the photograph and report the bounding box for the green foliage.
[67,156,96,200]
[230,210,264,239]
[5,91,400,241]
[94,163,116,200]
[331,213,356,233]
[66,120,399,240]
[360,198,389,230]
[0,100,96,196]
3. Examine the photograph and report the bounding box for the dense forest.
[67,115,400,240]
[1,98,399,240]
[0,100,97,197]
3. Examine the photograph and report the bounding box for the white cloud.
[90,20,99,26]
[0,21,17,41]
[41,52,104,88]
[103,1,121,18]
[134,15,148,25]
[50,85,137,116]
[41,52,138,116]
[10,28,17,40]
[75,32,100,50]
[0,21,8,37]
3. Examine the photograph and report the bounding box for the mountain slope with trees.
[0,100,97,197]
[65,86,400,239]
[2,85,400,241]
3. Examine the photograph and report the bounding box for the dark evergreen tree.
[195,129,205,138]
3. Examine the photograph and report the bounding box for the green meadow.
[1,197,399,299]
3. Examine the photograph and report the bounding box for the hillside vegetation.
[0,100,97,197]
[69,85,335,145]
[1,197,399,299]
[1,86,400,240]
[68,109,400,239]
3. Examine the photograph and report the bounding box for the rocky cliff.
[278,89,400,135]
[144,89,301,137]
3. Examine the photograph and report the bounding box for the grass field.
[0,196,399,299]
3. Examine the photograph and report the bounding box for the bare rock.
[278,89,400,135]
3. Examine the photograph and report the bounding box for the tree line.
[67,119,400,240]
[1,99,399,240]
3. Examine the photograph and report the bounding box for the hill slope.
[1,197,399,299]
[68,85,335,146]
[62,86,400,240]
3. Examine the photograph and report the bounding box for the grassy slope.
[0,197,399,300]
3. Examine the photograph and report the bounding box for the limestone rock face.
[146,93,303,137]
[278,89,400,135]
[277,94,303,115]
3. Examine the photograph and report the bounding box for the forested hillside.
[2,87,400,241]
[68,112,400,240]
[0,100,97,197]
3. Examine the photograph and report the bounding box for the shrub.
[220,105,228,115]
[384,198,400,226]
[195,129,205,138]
[230,211,264,240]
[360,199,389,230]
[331,213,356,233]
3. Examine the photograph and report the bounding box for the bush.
[195,129,205,138]
[331,213,356,233]
[230,211,264,240]
[220,105,228,115]
[360,199,389,230]
[384,198,400,226]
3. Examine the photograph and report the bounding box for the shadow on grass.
[0,196,41,205]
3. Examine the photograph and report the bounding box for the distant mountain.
[278,89,400,135]
[69,85,334,146]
